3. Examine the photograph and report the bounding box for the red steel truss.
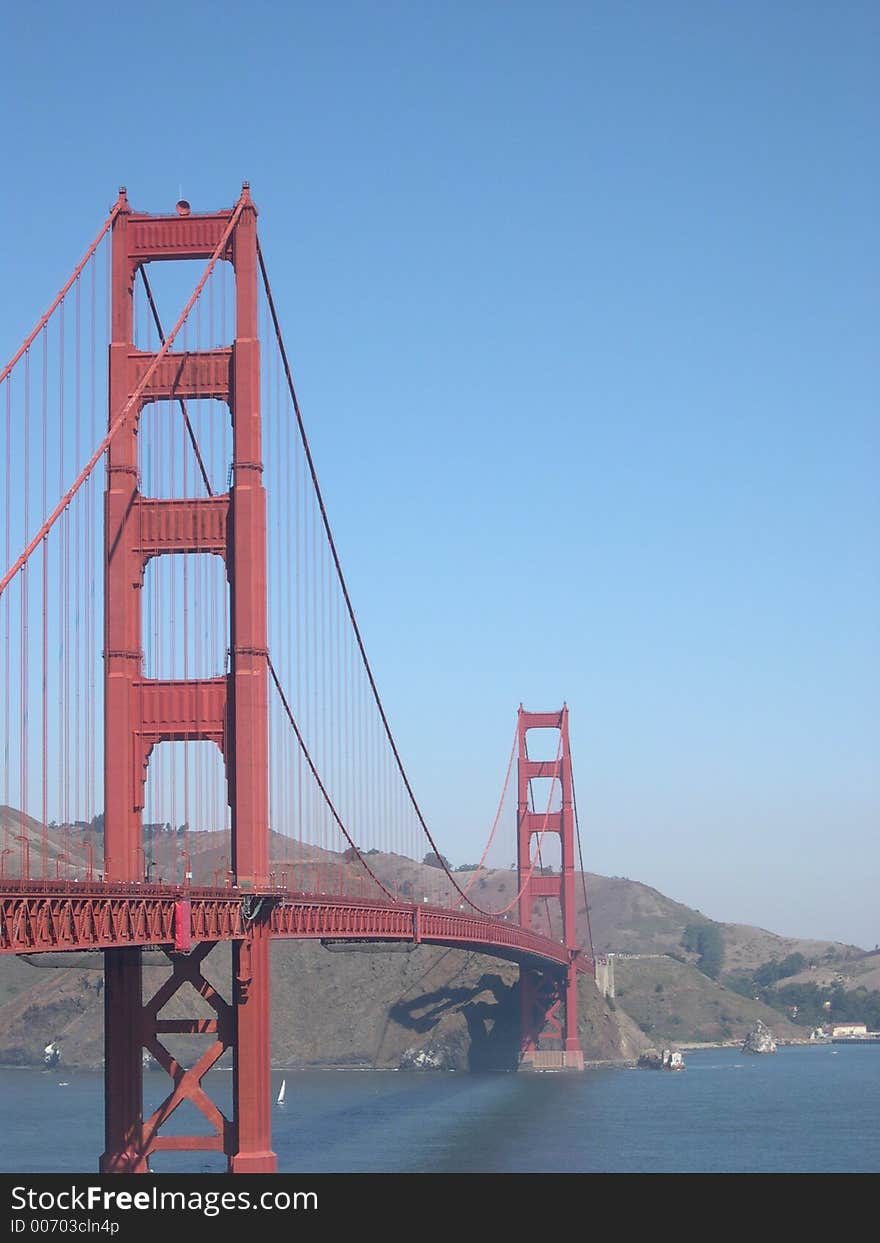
[0,884,591,974]
[0,886,243,953]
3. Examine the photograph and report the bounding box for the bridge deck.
[0,883,592,974]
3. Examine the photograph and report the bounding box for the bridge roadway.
[0,882,592,975]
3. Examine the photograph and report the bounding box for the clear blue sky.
[1,1,877,948]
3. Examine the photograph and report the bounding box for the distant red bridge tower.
[517,706,584,1071]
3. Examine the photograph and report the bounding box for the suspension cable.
[0,197,245,597]
[571,766,594,960]
[266,654,398,901]
[484,729,564,917]
[0,204,121,388]
[457,724,517,896]
[268,623,559,917]
[137,267,213,497]
[257,241,540,914]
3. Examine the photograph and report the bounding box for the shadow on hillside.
[388,973,520,1071]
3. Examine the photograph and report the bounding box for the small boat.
[276,1078,286,1105]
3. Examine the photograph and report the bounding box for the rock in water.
[399,1039,456,1071]
[742,1019,777,1054]
[637,1047,685,1070]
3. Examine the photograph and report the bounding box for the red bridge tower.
[101,186,276,1172]
[517,706,584,1071]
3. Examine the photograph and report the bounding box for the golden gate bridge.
[0,186,592,1172]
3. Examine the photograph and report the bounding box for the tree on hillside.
[753,953,807,987]
[682,921,724,979]
[423,851,450,870]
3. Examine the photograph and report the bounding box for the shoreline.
[0,1035,841,1075]
[676,1037,817,1052]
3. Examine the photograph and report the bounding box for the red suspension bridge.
[0,187,593,1173]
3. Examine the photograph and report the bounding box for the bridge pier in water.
[101,187,276,1172]
[516,707,585,1071]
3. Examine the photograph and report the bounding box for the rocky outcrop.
[399,1039,459,1071]
[742,1018,777,1054]
[637,1047,685,1070]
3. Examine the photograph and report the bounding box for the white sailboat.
[276,1078,286,1105]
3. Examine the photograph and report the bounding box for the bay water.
[1,1043,876,1174]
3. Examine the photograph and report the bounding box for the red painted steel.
[135,496,229,559]
[517,707,584,1070]
[101,943,236,1167]
[102,949,147,1172]
[128,347,232,401]
[270,896,591,970]
[127,212,235,264]
[0,884,592,971]
[141,944,234,1159]
[101,185,275,1173]
[174,898,193,953]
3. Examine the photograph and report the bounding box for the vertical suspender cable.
[21,349,30,869]
[571,768,594,961]
[40,328,48,876]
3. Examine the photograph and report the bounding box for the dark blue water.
[2,1044,877,1173]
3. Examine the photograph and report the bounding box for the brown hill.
[716,922,861,976]
[612,955,804,1046]
[0,942,648,1072]
[0,821,863,1069]
[763,948,880,996]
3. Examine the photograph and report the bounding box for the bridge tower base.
[516,707,584,1071]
